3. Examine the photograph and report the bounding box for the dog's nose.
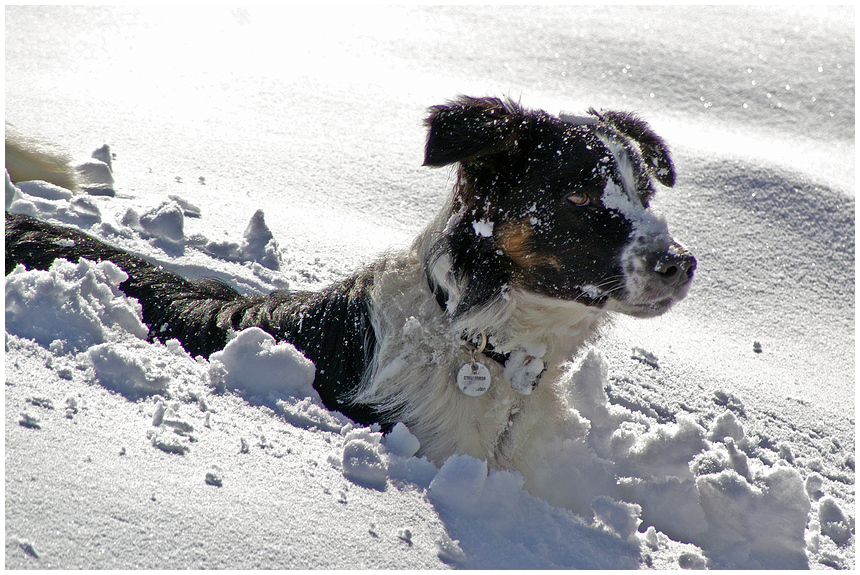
[653,244,696,287]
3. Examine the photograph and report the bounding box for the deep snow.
[5,5,854,570]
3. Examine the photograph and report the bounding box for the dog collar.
[456,333,492,396]
[430,281,510,367]
[430,280,546,395]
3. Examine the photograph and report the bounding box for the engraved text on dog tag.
[457,361,491,396]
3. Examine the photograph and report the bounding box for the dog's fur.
[5,96,695,469]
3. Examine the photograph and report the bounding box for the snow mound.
[5,257,148,352]
[382,421,421,458]
[75,155,115,196]
[333,424,438,492]
[427,454,641,569]
[208,327,316,400]
[202,209,282,270]
[695,466,809,568]
[85,339,172,399]
[138,200,186,243]
[523,348,815,569]
[8,178,103,227]
[342,428,389,491]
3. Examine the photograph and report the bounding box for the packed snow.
[5,5,854,570]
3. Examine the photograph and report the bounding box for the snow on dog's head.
[422,96,695,320]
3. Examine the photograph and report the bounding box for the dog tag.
[457,361,491,396]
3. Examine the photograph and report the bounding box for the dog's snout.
[653,245,696,286]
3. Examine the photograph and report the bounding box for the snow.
[208,327,317,400]
[383,422,422,459]
[471,218,494,238]
[5,258,148,352]
[502,350,544,394]
[5,5,854,570]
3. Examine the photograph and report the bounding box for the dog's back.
[5,210,386,427]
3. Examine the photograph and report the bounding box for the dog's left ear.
[591,109,676,188]
[423,96,522,168]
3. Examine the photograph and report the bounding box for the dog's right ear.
[423,96,521,167]
[589,109,676,188]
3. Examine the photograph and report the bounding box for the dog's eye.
[567,192,590,206]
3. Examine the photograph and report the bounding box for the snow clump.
[5,257,148,352]
[85,339,172,399]
[202,209,282,270]
[8,177,102,227]
[208,327,316,400]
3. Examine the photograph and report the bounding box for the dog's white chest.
[358,250,609,469]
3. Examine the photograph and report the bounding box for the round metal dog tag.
[457,361,491,396]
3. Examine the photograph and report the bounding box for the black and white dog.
[6,96,695,469]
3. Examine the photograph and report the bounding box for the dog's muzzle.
[612,234,697,318]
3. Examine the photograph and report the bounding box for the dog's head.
[423,96,695,319]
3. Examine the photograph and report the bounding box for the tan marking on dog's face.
[496,219,562,271]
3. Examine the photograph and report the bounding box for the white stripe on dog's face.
[597,133,694,317]
[597,134,664,235]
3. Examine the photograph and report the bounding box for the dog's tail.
[5,125,80,192]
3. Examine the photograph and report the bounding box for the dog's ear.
[423,97,521,167]
[590,109,676,188]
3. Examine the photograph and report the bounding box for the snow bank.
[322,348,824,569]
[5,257,148,352]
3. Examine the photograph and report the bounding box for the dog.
[5,96,695,469]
